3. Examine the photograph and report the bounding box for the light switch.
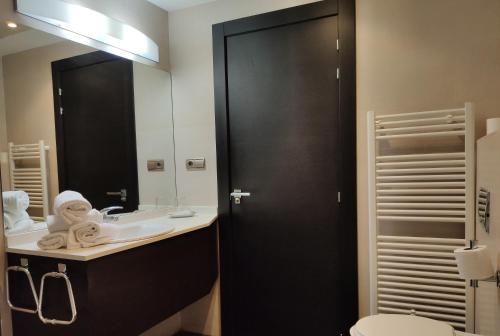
[147,160,165,171]
[186,158,205,170]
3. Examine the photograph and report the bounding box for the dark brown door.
[52,52,138,212]
[214,2,357,335]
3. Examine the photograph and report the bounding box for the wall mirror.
[0,22,177,236]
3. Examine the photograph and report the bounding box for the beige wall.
[0,0,170,70]
[169,0,500,331]
[2,41,95,211]
[133,62,177,208]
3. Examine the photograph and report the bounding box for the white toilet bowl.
[350,314,480,336]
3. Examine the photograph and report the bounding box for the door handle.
[106,189,127,202]
[230,189,251,204]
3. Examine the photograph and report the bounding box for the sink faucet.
[100,206,124,222]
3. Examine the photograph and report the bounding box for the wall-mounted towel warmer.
[8,141,50,222]
[367,104,475,332]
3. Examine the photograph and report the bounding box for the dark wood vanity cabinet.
[7,223,218,336]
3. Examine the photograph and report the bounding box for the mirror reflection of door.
[52,52,139,212]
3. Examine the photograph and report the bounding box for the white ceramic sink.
[111,215,175,243]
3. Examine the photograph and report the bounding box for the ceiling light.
[6,22,18,29]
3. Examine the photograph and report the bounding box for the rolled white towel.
[47,209,103,233]
[2,191,30,213]
[53,191,92,225]
[3,211,33,231]
[71,222,119,248]
[6,218,34,235]
[37,232,69,250]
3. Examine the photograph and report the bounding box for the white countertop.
[6,208,218,261]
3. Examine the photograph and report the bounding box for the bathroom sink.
[111,216,175,243]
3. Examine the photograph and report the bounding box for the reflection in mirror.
[0,24,176,236]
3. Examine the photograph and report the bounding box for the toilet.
[350,314,479,336]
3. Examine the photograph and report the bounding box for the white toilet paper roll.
[486,118,500,135]
[454,245,494,280]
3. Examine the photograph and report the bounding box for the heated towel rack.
[8,141,50,222]
[367,104,475,332]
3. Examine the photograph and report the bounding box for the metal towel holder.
[5,258,39,314]
[38,263,77,325]
[478,188,491,233]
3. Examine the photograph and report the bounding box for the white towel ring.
[5,259,39,314]
[38,265,77,325]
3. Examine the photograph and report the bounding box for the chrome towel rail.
[5,258,39,314]
[38,263,77,325]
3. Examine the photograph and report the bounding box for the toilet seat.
[351,314,455,336]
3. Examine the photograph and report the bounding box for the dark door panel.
[52,52,138,212]
[227,16,341,335]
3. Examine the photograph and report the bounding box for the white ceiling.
[147,0,216,12]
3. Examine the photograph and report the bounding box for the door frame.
[51,51,139,209]
[213,0,357,334]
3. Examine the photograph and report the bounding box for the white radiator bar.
[378,249,456,258]
[376,130,465,140]
[378,294,466,308]
[376,115,465,128]
[377,196,465,202]
[376,153,465,161]
[378,255,458,265]
[376,123,466,134]
[376,160,465,168]
[377,216,465,223]
[377,203,466,209]
[375,108,464,119]
[378,261,458,272]
[377,167,466,174]
[378,281,466,294]
[378,288,464,301]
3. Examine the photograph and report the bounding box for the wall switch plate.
[186,158,205,170]
[147,160,165,171]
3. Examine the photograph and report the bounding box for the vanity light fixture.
[15,0,159,63]
[6,21,18,29]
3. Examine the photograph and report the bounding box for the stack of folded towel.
[2,191,34,234]
[37,191,119,250]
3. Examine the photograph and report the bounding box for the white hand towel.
[53,191,92,225]
[47,209,103,233]
[37,232,69,250]
[2,191,30,213]
[71,222,119,248]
